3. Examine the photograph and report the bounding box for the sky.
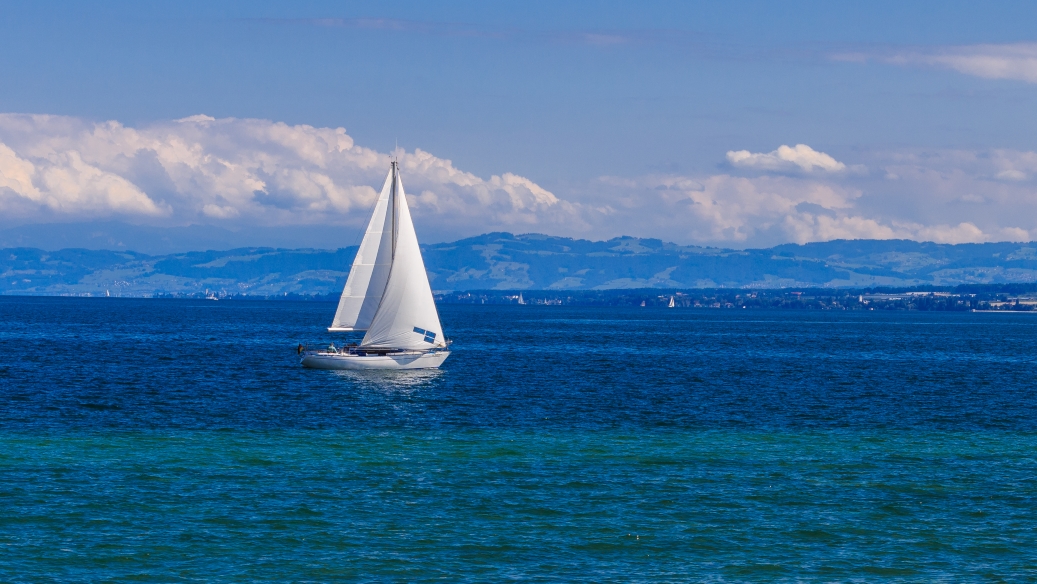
[1,0,1037,248]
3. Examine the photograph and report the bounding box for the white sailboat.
[668,296,675,308]
[301,161,450,370]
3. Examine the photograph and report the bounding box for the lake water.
[1,297,1036,580]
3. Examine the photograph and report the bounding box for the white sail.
[361,167,446,349]
[328,169,396,331]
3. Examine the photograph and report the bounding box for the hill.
[3,233,1037,296]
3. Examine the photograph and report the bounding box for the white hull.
[301,350,450,370]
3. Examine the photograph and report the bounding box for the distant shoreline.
[5,287,1037,313]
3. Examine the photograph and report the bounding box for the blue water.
[1,297,1036,580]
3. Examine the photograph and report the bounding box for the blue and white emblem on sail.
[413,327,437,344]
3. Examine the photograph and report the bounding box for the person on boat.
[297,343,305,355]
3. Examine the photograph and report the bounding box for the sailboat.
[668,296,675,308]
[301,161,450,370]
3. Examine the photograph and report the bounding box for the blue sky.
[2,1,1037,247]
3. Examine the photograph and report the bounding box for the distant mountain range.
[3,232,1037,296]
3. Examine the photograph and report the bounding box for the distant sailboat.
[517,293,526,305]
[640,300,645,307]
[668,296,675,308]
[301,161,450,370]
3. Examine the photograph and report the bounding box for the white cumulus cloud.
[585,144,1037,246]
[595,173,891,244]
[726,144,850,173]
[0,114,580,239]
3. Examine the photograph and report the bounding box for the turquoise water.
[2,298,1036,580]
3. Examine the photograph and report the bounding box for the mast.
[391,160,398,260]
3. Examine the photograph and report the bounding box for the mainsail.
[328,170,395,331]
[361,164,446,349]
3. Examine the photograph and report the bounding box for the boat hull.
[301,350,450,370]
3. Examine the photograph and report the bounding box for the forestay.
[361,167,446,349]
[328,170,395,331]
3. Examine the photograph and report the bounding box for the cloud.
[991,149,1037,182]
[0,143,41,200]
[586,144,1037,246]
[726,144,852,173]
[838,43,1037,84]
[2,113,1037,248]
[0,132,166,217]
[0,114,580,239]
[594,173,899,245]
[909,221,987,244]
[676,174,859,241]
